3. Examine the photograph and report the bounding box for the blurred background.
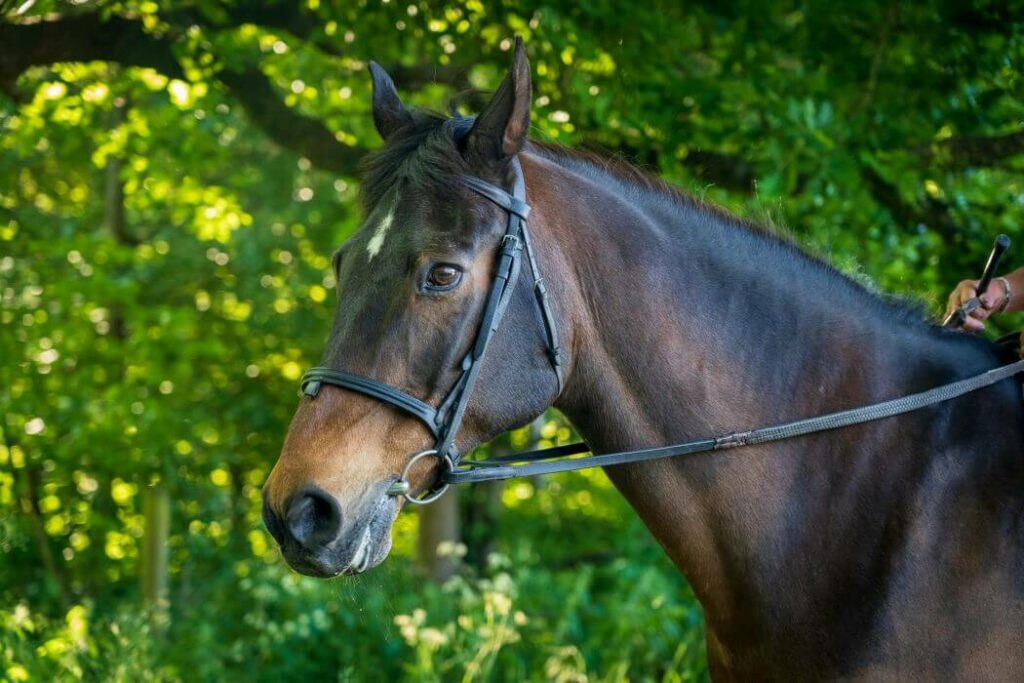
[1,0,1021,680]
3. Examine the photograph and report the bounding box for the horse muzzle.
[262,484,397,577]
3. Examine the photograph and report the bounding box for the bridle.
[300,156,1024,506]
[300,157,565,503]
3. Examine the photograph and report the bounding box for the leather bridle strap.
[300,368,440,437]
[431,167,530,463]
[460,173,564,389]
[446,358,1024,484]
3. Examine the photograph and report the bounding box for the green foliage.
[1,0,1021,680]
[2,470,705,681]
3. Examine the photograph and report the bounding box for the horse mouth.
[280,528,392,577]
[339,525,391,575]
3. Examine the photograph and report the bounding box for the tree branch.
[682,149,757,194]
[163,2,340,56]
[388,63,470,90]
[1,10,473,176]
[580,138,757,194]
[851,5,900,116]
[912,130,1024,170]
[0,14,184,92]
[860,166,962,240]
[217,65,363,175]
[0,12,368,175]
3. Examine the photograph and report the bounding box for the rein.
[446,358,1024,484]
[300,157,1024,504]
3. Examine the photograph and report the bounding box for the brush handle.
[975,234,1011,298]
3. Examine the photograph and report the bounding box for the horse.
[262,41,1024,680]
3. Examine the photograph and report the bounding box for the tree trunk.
[463,436,509,569]
[103,93,170,630]
[529,416,546,490]
[15,460,69,604]
[416,488,460,583]
[471,480,504,568]
[140,482,170,630]
[228,462,247,553]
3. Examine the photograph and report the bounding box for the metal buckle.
[715,431,752,449]
[386,449,452,505]
[501,234,521,250]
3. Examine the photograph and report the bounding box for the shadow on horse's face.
[262,45,556,576]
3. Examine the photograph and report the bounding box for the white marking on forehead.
[366,206,394,261]
[365,199,396,261]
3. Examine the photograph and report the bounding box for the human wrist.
[995,277,1012,313]
[1007,270,1024,313]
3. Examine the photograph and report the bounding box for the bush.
[2,472,707,682]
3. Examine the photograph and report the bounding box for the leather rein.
[299,157,1024,505]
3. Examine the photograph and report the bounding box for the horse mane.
[523,140,951,336]
[537,142,958,338]
[359,112,474,210]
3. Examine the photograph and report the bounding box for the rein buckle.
[715,431,753,449]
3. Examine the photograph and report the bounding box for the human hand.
[944,278,1011,332]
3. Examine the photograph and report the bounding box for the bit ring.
[386,449,452,505]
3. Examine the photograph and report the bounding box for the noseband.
[298,156,1024,506]
[300,158,564,503]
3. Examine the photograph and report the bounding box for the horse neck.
[521,150,1006,625]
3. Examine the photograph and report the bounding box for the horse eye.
[426,264,462,290]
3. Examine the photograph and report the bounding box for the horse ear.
[369,61,413,140]
[464,37,531,166]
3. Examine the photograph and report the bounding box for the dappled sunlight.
[2,0,1021,679]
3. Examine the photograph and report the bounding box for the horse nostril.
[262,495,285,545]
[286,486,343,549]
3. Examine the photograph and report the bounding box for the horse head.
[262,40,565,577]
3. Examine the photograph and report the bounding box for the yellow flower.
[419,627,448,650]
